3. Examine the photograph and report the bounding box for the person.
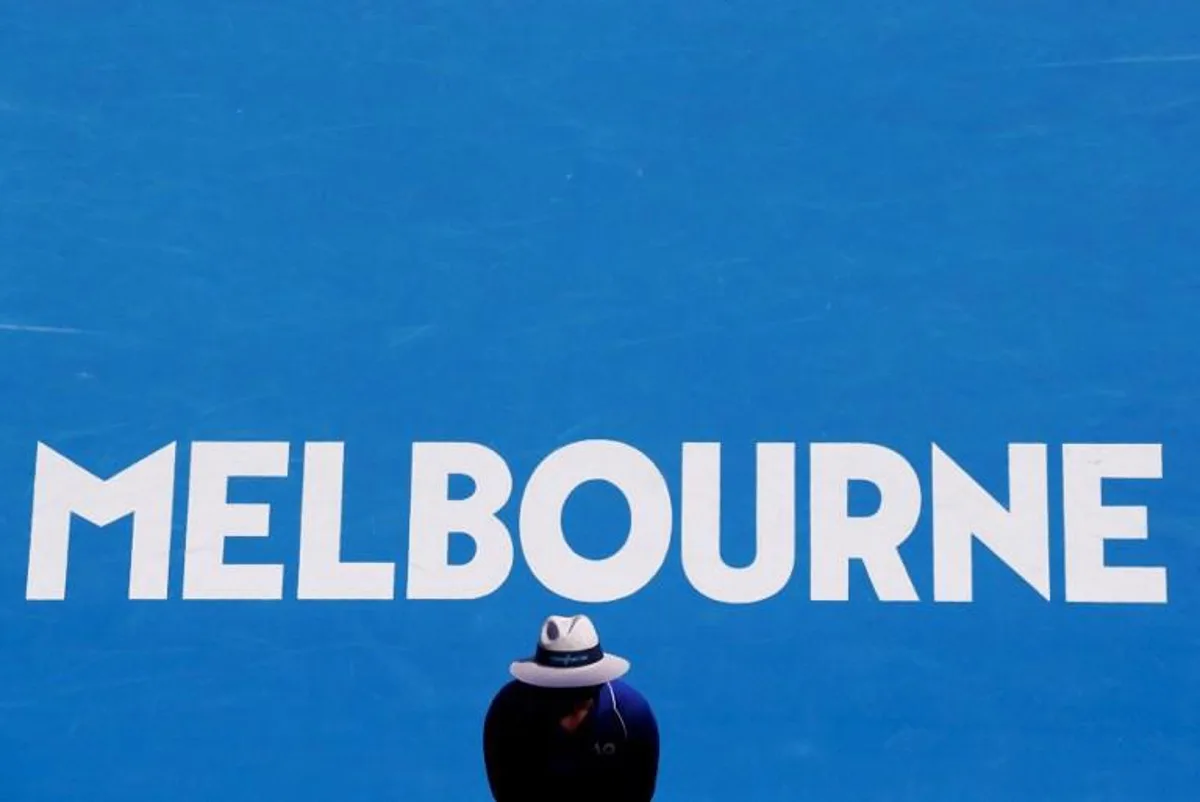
[482,613,660,802]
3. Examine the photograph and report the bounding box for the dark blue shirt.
[483,679,660,802]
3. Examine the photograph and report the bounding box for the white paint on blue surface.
[1,2,1198,800]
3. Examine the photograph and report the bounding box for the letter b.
[406,442,515,599]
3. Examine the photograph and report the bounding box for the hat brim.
[509,654,630,688]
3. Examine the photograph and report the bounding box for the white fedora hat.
[510,614,631,688]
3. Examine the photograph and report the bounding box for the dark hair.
[539,684,600,713]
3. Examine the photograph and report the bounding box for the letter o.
[519,440,672,602]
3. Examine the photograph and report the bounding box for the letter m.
[27,442,177,601]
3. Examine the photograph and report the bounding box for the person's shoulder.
[492,678,527,699]
[606,679,656,721]
[608,678,651,705]
[486,679,533,718]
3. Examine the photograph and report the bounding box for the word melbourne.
[25,440,1167,604]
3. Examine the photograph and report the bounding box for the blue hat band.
[534,644,605,668]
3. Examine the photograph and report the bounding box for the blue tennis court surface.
[1,3,1198,800]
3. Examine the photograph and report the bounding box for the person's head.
[508,614,631,688]
[507,614,630,730]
